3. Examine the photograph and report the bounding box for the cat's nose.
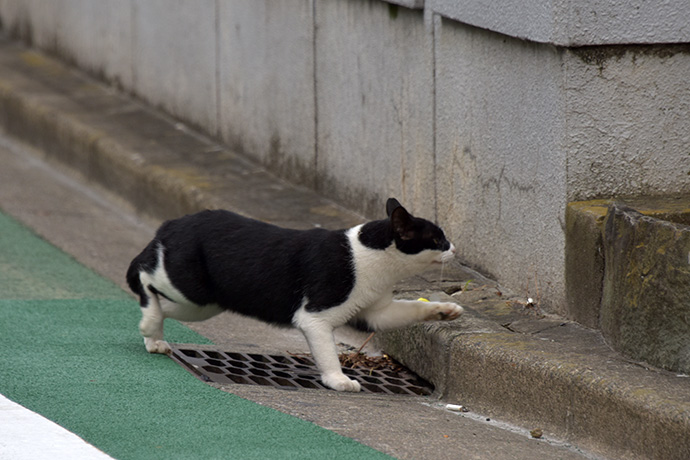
[440,243,456,263]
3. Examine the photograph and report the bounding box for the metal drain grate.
[169,347,433,396]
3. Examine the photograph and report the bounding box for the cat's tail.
[126,256,145,300]
[126,240,158,303]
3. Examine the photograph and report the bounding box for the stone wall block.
[602,203,690,373]
[564,201,608,329]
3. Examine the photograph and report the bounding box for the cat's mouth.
[435,254,454,264]
[436,244,457,264]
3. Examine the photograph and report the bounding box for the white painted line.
[0,394,114,460]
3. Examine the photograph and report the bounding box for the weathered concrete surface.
[315,0,435,218]
[566,197,690,374]
[2,0,690,320]
[565,45,690,203]
[442,328,690,460]
[0,48,593,460]
[565,200,608,329]
[0,133,595,460]
[134,0,218,133]
[602,204,690,374]
[0,42,360,231]
[434,19,567,315]
[2,40,690,459]
[431,0,690,46]
[218,0,317,187]
[383,274,690,460]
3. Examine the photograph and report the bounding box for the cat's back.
[153,209,355,323]
[156,209,350,265]
[152,209,303,288]
[157,209,283,242]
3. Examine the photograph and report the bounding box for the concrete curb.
[2,40,689,459]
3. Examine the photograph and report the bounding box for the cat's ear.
[386,198,416,240]
[386,198,404,217]
[390,205,416,241]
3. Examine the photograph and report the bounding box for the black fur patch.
[128,210,356,324]
[358,202,450,255]
[126,200,450,328]
[358,219,393,250]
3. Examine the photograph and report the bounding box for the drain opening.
[170,347,433,396]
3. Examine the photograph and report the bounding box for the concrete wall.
[565,46,690,202]
[315,1,434,217]
[435,21,568,306]
[219,1,316,185]
[432,0,690,45]
[1,0,689,315]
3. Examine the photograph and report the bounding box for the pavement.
[0,37,688,459]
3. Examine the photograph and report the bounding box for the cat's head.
[385,198,456,265]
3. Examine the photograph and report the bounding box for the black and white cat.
[127,198,463,392]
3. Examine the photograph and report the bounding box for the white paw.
[322,373,362,392]
[144,337,171,354]
[424,302,464,322]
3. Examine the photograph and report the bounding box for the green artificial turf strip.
[0,211,391,459]
[0,212,127,301]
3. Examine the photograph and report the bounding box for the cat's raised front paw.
[144,337,172,354]
[424,302,464,322]
[322,373,361,392]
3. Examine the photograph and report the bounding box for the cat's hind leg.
[138,284,171,354]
